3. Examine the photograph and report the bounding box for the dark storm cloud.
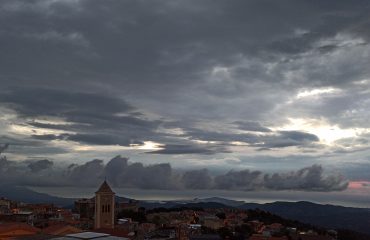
[184,128,319,149]
[0,136,69,156]
[0,0,370,182]
[66,133,144,146]
[0,88,132,118]
[214,170,263,191]
[0,154,349,191]
[213,165,348,191]
[84,156,176,189]
[233,121,272,132]
[67,159,105,186]
[0,87,319,154]
[104,155,129,185]
[0,0,369,93]
[31,134,63,141]
[0,0,369,118]
[0,88,162,147]
[28,159,53,173]
[181,169,213,189]
[257,131,319,148]
[0,143,9,154]
[264,165,348,191]
[147,144,230,155]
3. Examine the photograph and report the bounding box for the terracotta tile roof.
[0,222,40,237]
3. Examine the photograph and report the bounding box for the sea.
[29,186,370,208]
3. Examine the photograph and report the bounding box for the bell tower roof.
[96,180,114,194]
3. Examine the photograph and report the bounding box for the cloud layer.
[0,0,370,184]
[0,154,348,192]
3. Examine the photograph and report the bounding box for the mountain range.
[0,186,369,235]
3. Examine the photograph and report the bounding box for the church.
[74,179,139,231]
[94,180,115,229]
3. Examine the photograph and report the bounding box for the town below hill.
[0,185,369,240]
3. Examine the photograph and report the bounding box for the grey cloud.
[278,131,319,142]
[0,135,69,156]
[0,88,132,118]
[66,133,143,146]
[103,157,175,189]
[184,128,319,149]
[341,162,370,181]
[214,170,263,191]
[0,0,369,181]
[256,131,320,148]
[0,143,9,154]
[31,134,62,141]
[1,0,369,94]
[67,159,105,186]
[181,169,213,189]
[233,121,271,132]
[213,165,348,192]
[147,144,230,155]
[104,155,129,186]
[264,165,348,191]
[28,159,53,173]
[1,88,165,148]
[0,154,349,192]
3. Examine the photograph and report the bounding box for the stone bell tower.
[94,180,115,229]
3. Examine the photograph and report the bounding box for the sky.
[1,0,370,199]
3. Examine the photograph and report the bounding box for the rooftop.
[96,180,114,194]
[52,231,128,240]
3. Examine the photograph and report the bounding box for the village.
[0,181,337,240]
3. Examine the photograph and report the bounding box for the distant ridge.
[1,187,369,235]
[0,185,75,208]
[240,200,370,235]
[142,197,370,235]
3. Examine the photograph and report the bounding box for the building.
[0,198,11,215]
[116,200,139,213]
[75,198,95,219]
[95,180,115,229]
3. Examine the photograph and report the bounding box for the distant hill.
[240,201,370,235]
[173,201,231,209]
[0,186,139,209]
[0,185,75,208]
[1,187,369,235]
[139,197,244,209]
[139,200,183,209]
[139,197,370,235]
[192,197,245,207]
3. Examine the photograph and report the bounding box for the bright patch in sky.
[9,124,69,136]
[73,144,127,152]
[130,141,163,150]
[296,88,341,99]
[277,118,362,144]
